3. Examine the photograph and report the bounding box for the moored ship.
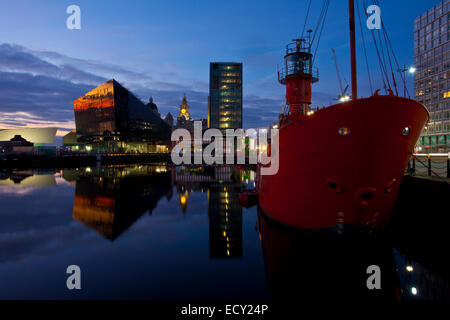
[256,0,429,230]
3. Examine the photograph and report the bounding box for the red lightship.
[256,0,429,230]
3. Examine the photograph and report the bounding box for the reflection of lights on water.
[406,265,413,272]
[411,287,418,295]
[227,250,230,256]
[180,196,186,205]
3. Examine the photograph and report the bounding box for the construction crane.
[331,48,349,101]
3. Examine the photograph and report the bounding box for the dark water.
[0,165,448,300]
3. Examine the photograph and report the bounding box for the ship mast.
[349,0,358,100]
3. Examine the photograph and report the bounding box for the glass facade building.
[209,62,243,131]
[72,79,171,153]
[414,0,450,152]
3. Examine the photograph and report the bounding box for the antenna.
[331,49,345,95]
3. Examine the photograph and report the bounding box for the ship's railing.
[278,65,319,84]
[285,41,310,54]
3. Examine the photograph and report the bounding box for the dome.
[146,97,158,112]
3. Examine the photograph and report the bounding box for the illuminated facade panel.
[209,63,243,132]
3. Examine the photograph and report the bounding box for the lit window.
[338,127,350,136]
[402,127,410,136]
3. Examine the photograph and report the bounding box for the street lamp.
[398,65,416,97]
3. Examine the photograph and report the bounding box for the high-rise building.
[209,62,243,131]
[414,0,450,152]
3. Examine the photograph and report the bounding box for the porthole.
[327,179,343,193]
[328,181,339,190]
[402,127,410,136]
[338,127,350,136]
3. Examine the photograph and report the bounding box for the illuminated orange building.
[69,79,171,153]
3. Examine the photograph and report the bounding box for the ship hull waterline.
[257,95,429,230]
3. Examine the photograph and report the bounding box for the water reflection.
[208,184,242,259]
[0,169,56,186]
[394,249,450,300]
[64,165,172,240]
[172,165,244,258]
[0,165,448,300]
[258,210,399,300]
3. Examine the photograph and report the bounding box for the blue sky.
[0,0,438,140]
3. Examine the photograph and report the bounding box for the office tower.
[209,62,243,131]
[414,1,450,152]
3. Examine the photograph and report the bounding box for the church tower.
[178,94,191,121]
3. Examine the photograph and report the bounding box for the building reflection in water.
[63,164,249,252]
[208,183,242,259]
[173,165,247,259]
[0,169,57,186]
[63,165,171,241]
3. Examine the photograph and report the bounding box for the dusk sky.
[0,0,437,141]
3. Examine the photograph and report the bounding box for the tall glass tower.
[209,62,243,131]
[414,0,450,152]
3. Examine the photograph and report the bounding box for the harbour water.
[0,165,448,300]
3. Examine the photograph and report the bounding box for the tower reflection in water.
[172,165,245,258]
[208,166,243,259]
[63,165,172,241]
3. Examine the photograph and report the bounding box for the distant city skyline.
[0,0,439,142]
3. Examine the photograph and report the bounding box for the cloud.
[0,111,75,137]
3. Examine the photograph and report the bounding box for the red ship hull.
[257,95,429,229]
